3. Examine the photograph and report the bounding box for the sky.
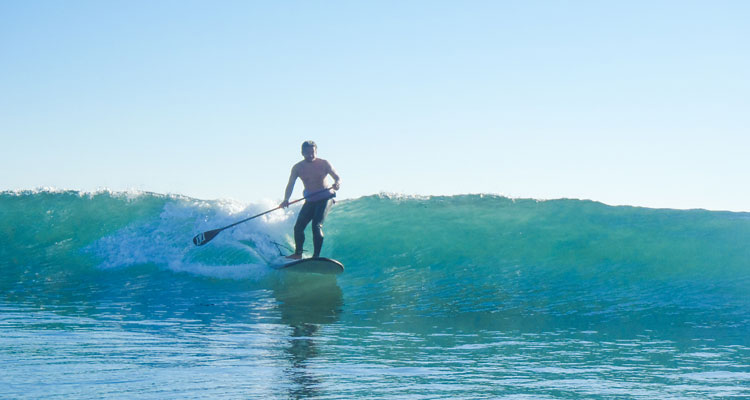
[1,1,748,211]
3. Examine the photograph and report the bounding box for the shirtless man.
[280,141,342,259]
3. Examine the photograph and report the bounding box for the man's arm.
[280,164,299,208]
[327,161,342,190]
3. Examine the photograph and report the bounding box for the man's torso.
[296,158,329,191]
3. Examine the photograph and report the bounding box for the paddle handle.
[192,187,334,246]
[225,187,331,229]
[220,205,282,231]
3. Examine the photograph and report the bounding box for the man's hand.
[280,200,290,208]
[332,182,341,191]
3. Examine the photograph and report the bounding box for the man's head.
[301,140,317,162]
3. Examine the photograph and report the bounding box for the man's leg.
[293,202,315,257]
[311,199,332,258]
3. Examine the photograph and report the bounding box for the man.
[280,141,342,259]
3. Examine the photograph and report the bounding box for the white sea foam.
[85,195,301,280]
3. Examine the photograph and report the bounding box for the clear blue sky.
[1,1,748,211]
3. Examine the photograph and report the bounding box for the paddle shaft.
[192,187,333,246]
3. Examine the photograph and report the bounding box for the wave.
[2,189,749,323]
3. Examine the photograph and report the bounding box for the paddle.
[192,188,333,246]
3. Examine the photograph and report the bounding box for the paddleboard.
[273,257,344,275]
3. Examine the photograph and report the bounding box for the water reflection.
[272,272,343,399]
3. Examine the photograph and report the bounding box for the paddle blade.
[193,228,222,246]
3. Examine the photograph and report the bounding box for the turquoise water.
[1,190,749,399]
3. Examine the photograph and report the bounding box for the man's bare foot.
[286,253,303,260]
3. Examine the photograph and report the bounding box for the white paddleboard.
[273,257,344,275]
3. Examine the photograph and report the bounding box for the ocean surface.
[1,189,749,399]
